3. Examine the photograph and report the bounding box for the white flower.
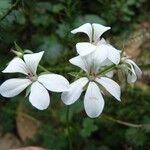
[71,23,121,65]
[0,51,69,110]
[61,53,121,118]
[71,23,111,43]
[121,57,142,83]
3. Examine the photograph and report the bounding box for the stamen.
[26,73,34,81]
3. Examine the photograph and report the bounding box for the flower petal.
[70,51,104,74]
[97,38,107,46]
[99,58,113,67]
[23,51,44,75]
[105,71,114,78]
[107,45,121,64]
[0,78,31,97]
[71,23,92,42]
[126,59,142,79]
[127,64,137,83]
[94,45,108,64]
[84,82,104,118]
[76,42,96,56]
[29,81,50,110]
[69,56,88,73]
[2,57,29,75]
[61,77,88,105]
[92,23,111,42]
[96,77,121,101]
[38,74,69,92]
[127,71,137,83]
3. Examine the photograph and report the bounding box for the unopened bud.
[24,49,33,54]
[11,49,23,57]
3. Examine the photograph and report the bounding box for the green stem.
[99,64,116,76]
[102,114,144,128]
[66,106,73,150]
[39,65,50,73]
[0,0,20,22]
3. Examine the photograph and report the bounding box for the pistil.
[26,73,37,81]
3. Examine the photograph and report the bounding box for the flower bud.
[11,49,23,58]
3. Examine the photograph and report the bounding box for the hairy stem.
[66,106,73,150]
[102,114,145,128]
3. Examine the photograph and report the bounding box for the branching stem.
[102,114,145,128]
[0,0,20,22]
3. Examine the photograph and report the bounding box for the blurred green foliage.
[0,0,150,149]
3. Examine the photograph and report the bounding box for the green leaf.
[38,35,63,64]
[0,0,11,16]
[36,2,52,11]
[57,23,70,38]
[31,14,52,27]
[98,145,110,150]
[81,118,98,138]
[13,10,26,25]
[68,70,85,79]
[68,72,79,78]
[52,4,64,13]
[75,14,106,26]
[142,116,150,133]
[125,128,147,147]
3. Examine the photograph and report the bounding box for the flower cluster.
[0,23,142,118]
[61,23,142,118]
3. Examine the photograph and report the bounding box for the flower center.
[26,73,37,81]
[88,72,97,81]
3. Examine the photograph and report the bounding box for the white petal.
[24,51,44,75]
[84,82,104,118]
[76,42,96,56]
[131,63,142,78]
[0,78,31,97]
[127,64,137,83]
[105,71,114,78]
[92,23,111,42]
[97,38,107,46]
[2,57,29,75]
[94,44,120,66]
[107,45,121,64]
[94,45,108,64]
[61,77,88,105]
[29,81,50,110]
[96,77,121,101]
[71,23,92,42]
[126,59,142,79]
[70,50,106,74]
[69,56,88,73]
[70,53,100,74]
[38,74,69,92]
[127,71,137,83]
[99,58,113,67]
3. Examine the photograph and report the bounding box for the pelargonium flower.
[61,52,121,118]
[121,56,142,83]
[71,23,110,44]
[71,23,121,65]
[0,51,69,110]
